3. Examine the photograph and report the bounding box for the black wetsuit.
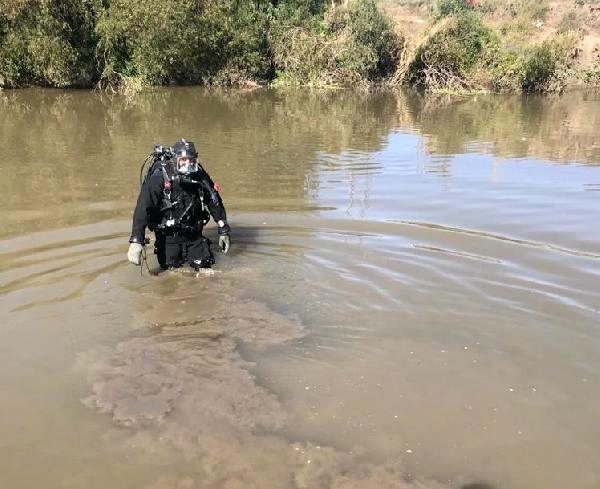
[129,165,230,269]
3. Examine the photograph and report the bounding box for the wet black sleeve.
[197,169,230,235]
[129,173,164,243]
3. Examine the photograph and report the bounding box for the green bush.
[0,0,99,88]
[270,26,332,85]
[0,31,30,87]
[489,49,526,91]
[521,42,559,92]
[407,12,498,90]
[490,37,573,92]
[340,0,402,78]
[0,0,577,92]
[271,0,402,86]
[271,0,329,26]
[96,0,272,87]
[432,0,474,20]
[267,0,326,85]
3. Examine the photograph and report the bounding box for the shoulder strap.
[159,165,172,191]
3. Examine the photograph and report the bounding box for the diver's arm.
[198,170,230,235]
[129,174,163,243]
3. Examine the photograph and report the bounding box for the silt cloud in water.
[78,287,453,489]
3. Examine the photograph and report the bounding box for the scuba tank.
[139,145,173,187]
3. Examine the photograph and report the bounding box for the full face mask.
[172,139,199,175]
[176,155,198,174]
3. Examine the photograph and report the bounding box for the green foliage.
[520,42,557,91]
[489,49,527,91]
[0,31,30,87]
[405,3,575,94]
[96,0,272,87]
[271,0,402,86]
[271,0,328,26]
[0,0,402,88]
[341,0,402,78]
[0,0,99,88]
[490,36,574,92]
[432,0,473,20]
[270,27,332,86]
[0,0,581,92]
[407,12,498,90]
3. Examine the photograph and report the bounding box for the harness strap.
[156,166,207,232]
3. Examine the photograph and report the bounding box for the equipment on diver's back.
[139,144,174,187]
[153,145,170,158]
[139,140,205,186]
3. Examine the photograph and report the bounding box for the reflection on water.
[398,91,600,164]
[1,89,599,238]
[1,88,599,489]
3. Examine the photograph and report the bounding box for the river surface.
[1,88,599,489]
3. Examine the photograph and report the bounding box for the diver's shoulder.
[145,170,166,188]
[189,169,210,181]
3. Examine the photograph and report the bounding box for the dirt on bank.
[382,0,600,88]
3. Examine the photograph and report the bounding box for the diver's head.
[172,139,199,174]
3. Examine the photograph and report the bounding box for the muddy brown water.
[1,88,599,489]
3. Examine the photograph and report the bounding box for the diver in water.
[127,139,231,271]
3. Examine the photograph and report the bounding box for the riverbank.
[1,0,600,93]
[385,0,600,92]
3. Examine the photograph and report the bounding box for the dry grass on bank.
[381,0,600,89]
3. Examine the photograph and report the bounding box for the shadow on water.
[225,225,263,254]
[460,484,497,489]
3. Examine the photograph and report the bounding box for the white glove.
[127,243,144,265]
[218,234,230,253]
